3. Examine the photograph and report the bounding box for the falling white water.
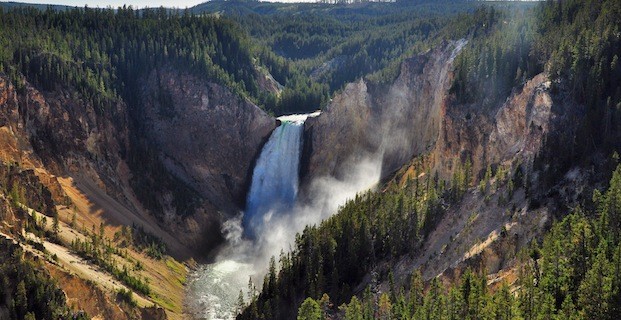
[243,118,305,236]
[186,109,383,319]
[187,112,322,319]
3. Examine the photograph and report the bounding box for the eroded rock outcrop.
[140,68,275,211]
[303,40,573,190]
[0,75,129,203]
[135,67,276,249]
[302,40,467,184]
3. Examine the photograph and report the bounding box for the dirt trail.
[41,240,152,308]
[0,230,152,317]
[10,207,155,308]
[22,179,189,318]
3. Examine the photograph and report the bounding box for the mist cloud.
[186,151,383,319]
[225,151,381,271]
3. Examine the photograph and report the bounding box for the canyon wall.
[302,40,467,185]
[0,69,276,257]
[303,40,577,193]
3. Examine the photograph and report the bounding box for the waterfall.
[243,119,304,236]
[187,113,318,320]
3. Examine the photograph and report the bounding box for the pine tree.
[578,249,612,319]
[297,298,322,320]
[236,290,245,315]
[493,282,515,320]
[14,280,27,319]
[71,212,77,228]
[344,296,363,320]
[409,270,424,315]
[53,214,60,236]
[378,293,392,320]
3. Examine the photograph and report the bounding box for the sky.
[6,0,216,8]
[3,0,310,8]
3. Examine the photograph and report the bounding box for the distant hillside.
[0,1,74,10]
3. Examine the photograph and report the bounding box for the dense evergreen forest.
[0,0,479,115]
[0,6,262,112]
[291,162,621,320]
[236,0,621,319]
[192,0,480,113]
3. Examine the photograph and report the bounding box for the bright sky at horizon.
[1,0,314,9]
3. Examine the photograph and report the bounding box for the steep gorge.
[294,37,589,300]
[302,39,581,207]
[134,67,276,253]
[0,34,589,319]
[0,65,277,259]
[0,3,611,318]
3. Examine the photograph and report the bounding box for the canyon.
[0,4,606,318]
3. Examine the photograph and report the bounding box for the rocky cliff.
[0,68,276,258]
[303,40,579,193]
[432,73,558,180]
[135,67,276,250]
[301,40,589,285]
[302,40,467,185]
[0,73,128,195]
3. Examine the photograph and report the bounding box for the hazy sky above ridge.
[4,0,314,9]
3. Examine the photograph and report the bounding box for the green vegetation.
[240,156,472,319]
[293,163,621,320]
[0,163,57,218]
[0,164,82,319]
[297,297,322,320]
[237,1,621,316]
[450,5,539,107]
[195,0,477,113]
[0,6,259,111]
[0,0,619,319]
[114,223,167,260]
[71,227,151,295]
[0,2,475,116]
[0,238,86,319]
[451,0,621,174]
[116,288,138,308]
[0,2,480,232]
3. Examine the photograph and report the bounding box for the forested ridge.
[193,0,479,113]
[0,0,479,115]
[237,0,621,319]
[0,6,261,112]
